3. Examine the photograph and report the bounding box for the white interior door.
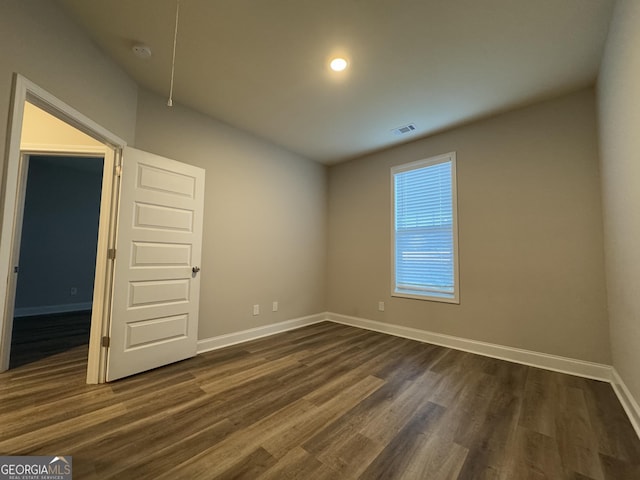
[107,147,205,381]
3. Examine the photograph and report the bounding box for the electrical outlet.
[70,287,78,296]
[378,301,385,311]
[253,304,260,316]
[272,301,278,312]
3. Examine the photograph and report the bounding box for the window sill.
[392,290,460,304]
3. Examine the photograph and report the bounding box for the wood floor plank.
[555,386,605,480]
[298,330,399,369]
[212,447,277,480]
[500,426,566,480]
[256,446,339,480]
[359,371,441,446]
[316,431,384,479]
[0,403,128,453]
[111,418,237,479]
[454,387,521,478]
[397,434,468,480]
[258,374,384,446]
[599,452,640,480]
[358,400,460,480]
[198,354,301,394]
[25,383,210,456]
[263,376,383,457]
[582,379,640,464]
[158,373,383,478]
[0,386,116,440]
[262,376,385,459]
[303,377,415,456]
[1,321,638,479]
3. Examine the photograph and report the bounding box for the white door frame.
[0,74,126,383]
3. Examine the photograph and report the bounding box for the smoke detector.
[132,44,152,59]
[391,123,417,136]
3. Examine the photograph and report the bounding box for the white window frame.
[390,152,460,304]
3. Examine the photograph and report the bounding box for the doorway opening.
[10,154,104,368]
[2,75,202,383]
[0,75,125,383]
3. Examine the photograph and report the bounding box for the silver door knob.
[192,266,201,274]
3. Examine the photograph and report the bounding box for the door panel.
[131,242,192,266]
[107,147,205,381]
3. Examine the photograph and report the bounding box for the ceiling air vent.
[392,123,417,136]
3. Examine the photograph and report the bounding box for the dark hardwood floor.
[0,321,638,479]
[9,311,91,368]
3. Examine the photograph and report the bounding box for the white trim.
[197,313,327,354]
[0,75,28,370]
[326,312,612,382]
[611,368,640,439]
[87,147,118,384]
[20,144,107,155]
[14,303,93,318]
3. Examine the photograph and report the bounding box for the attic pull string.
[167,0,181,107]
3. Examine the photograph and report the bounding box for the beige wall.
[327,88,610,363]
[134,89,327,340]
[21,102,103,149]
[0,0,137,168]
[0,1,134,373]
[598,0,640,404]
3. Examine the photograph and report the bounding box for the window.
[391,152,459,303]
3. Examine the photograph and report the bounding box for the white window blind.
[391,153,459,302]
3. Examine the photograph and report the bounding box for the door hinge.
[114,164,122,177]
[101,336,111,348]
[107,248,116,260]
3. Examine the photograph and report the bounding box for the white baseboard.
[197,313,327,354]
[611,368,640,439]
[14,302,93,317]
[326,312,612,382]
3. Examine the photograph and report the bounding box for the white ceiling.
[57,0,615,164]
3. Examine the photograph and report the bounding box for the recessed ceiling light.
[330,57,348,72]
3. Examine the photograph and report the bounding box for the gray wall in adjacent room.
[15,156,104,315]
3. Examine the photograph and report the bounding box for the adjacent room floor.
[9,311,91,368]
[0,322,638,479]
